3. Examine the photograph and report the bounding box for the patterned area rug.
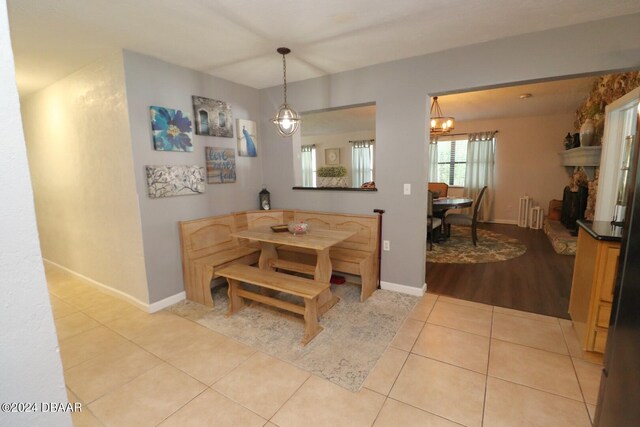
[167,283,418,392]
[427,225,527,263]
[543,219,577,255]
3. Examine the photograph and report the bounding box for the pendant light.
[429,96,455,135]
[272,47,301,136]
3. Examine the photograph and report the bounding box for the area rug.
[543,219,577,255]
[167,283,418,392]
[427,225,527,263]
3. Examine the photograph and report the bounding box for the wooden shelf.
[559,147,602,179]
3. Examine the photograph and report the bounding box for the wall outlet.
[383,240,390,251]
[404,183,411,195]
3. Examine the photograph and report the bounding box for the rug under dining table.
[167,282,418,392]
[427,225,527,263]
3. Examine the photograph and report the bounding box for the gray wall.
[122,51,263,303]
[0,0,70,424]
[259,13,640,290]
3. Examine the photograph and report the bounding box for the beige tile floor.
[46,264,602,427]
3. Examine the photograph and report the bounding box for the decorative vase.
[580,119,595,147]
[317,176,349,188]
[564,132,574,150]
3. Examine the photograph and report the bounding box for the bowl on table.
[288,221,309,235]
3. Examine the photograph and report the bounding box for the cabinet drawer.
[599,246,620,303]
[596,303,612,329]
[592,329,608,353]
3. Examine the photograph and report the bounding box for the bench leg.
[194,264,215,307]
[302,297,323,345]
[226,278,245,315]
[359,257,376,302]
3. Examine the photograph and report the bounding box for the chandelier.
[272,47,301,137]
[429,96,455,135]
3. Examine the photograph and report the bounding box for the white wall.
[21,52,150,304]
[259,13,640,290]
[0,0,70,424]
[302,130,375,182]
[122,51,263,303]
[455,113,574,223]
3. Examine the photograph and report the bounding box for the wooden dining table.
[231,226,357,313]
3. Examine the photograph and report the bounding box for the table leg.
[315,248,339,315]
[258,242,278,270]
[258,242,278,298]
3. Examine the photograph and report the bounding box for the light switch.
[404,183,411,195]
[383,240,390,251]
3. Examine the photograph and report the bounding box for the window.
[434,138,467,186]
[351,140,374,187]
[301,145,316,187]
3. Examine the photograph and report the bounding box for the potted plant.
[317,166,348,188]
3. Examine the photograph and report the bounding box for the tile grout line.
[266,372,314,423]
[481,305,495,427]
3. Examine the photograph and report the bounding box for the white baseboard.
[43,259,183,313]
[380,281,426,297]
[147,291,186,313]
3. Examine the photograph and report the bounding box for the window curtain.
[463,131,496,221]
[427,140,439,182]
[301,144,315,187]
[351,140,374,187]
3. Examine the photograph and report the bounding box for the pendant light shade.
[272,47,301,137]
[429,96,455,135]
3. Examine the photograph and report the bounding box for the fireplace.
[561,185,589,231]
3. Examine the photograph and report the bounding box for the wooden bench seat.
[216,264,329,345]
[179,215,260,307]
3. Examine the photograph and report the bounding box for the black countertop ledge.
[577,220,623,242]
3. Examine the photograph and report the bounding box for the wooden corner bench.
[216,264,329,345]
[179,209,380,308]
[179,215,260,307]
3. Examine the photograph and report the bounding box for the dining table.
[231,226,357,313]
[432,197,473,240]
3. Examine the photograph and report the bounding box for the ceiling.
[7,0,640,96]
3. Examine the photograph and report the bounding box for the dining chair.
[445,186,488,246]
[427,190,442,250]
[428,182,449,198]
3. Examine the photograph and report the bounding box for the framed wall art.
[236,119,257,157]
[192,96,233,138]
[325,148,340,165]
[150,106,193,152]
[145,165,204,198]
[205,147,236,184]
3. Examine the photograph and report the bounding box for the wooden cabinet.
[568,227,621,354]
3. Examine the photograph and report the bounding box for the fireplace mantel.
[559,146,602,179]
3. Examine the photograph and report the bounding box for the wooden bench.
[179,214,260,307]
[216,264,329,345]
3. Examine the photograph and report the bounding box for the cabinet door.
[599,245,620,303]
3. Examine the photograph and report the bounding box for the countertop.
[577,220,623,242]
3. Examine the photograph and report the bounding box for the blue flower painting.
[150,106,193,152]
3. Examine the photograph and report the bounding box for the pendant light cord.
[282,53,288,104]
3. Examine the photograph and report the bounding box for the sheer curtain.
[463,132,496,221]
[301,145,316,187]
[428,140,439,182]
[351,140,374,187]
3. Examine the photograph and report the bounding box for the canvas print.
[205,147,236,184]
[150,106,193,152]
[192,96,233,138]
[236,119,258,157]
[145,165,205,198]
